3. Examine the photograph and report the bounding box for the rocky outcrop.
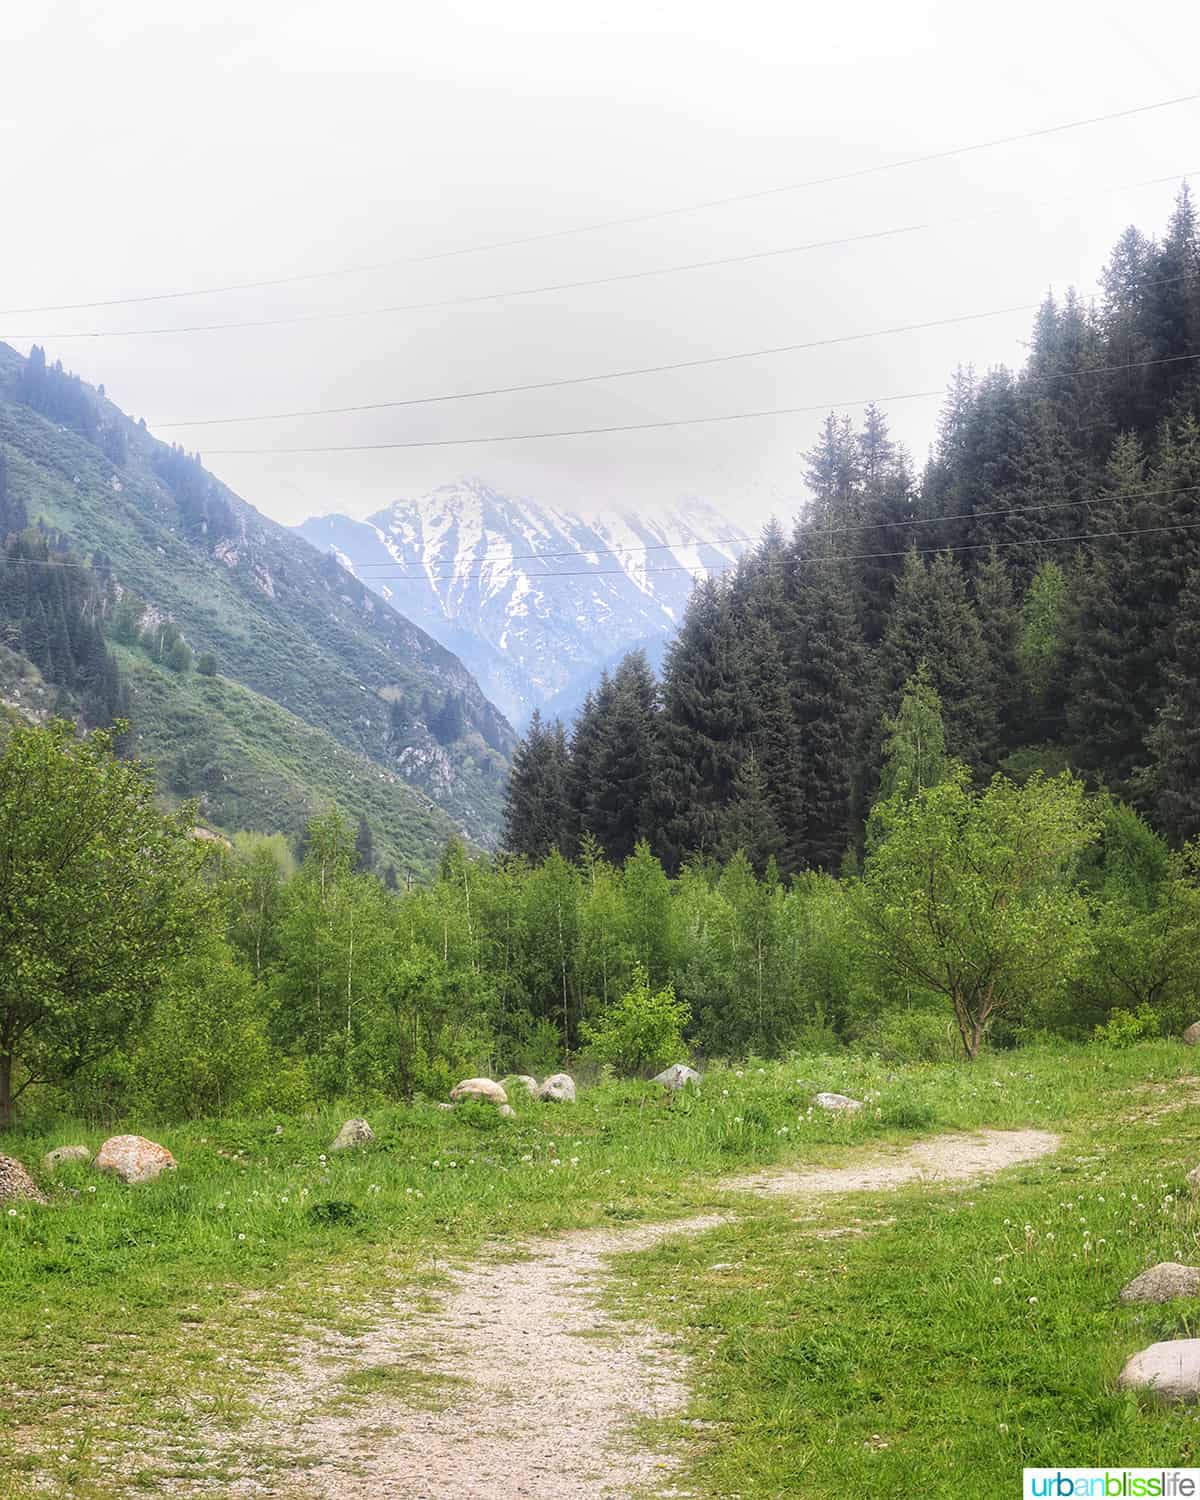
[539,1074,576,1103]
[331,1118,375,1151]
[0,1154,47,1205]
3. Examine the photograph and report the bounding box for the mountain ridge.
[295,478,750,725]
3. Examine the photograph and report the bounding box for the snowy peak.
[295,480,749,726]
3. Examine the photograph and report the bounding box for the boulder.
[330,1118,375,1151]
[1121,1263,1200,1304]
[1118,1339,1200,1401]
[95,1135,176,1185]
[503,1075,539,1098]
[450,1078,508,1106]
[42,1145,93,1172]
[813,1091,864,1114]
[653,1064,702,1091]
[1187,1165,1200,1200]
[0,1154,47,1205]
[1183,1022,1200,1046]
[539,1073,576,1103]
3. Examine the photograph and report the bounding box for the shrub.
[582,966,691,1076]
[196,652,218,676]
[862,1007,961,1064]
[1093,1004,1160,1049]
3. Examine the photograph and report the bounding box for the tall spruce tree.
[502,710,571,859]
[1145,566,1200,842]
[583,650,662,864]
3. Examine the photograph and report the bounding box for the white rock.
[503,1075,539,1097]
[450,1078,508,1106]
[1183,1022,1200,1045]
[653,1064,702,1090]
[42,1145,93,1171]
[539,1073,576,1103]
[1187,1165,1200,1200]
[1120,1263,1200,1304]
[95,1135,176,1185]
[1118,1339,1200,1401]
[330,1118,375,1151]
[813,1092,864,1114]
[498,1104,517,1119]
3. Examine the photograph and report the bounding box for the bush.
[861,1008,961,1064]
[1093,1004,1160,1049]
[196,652,218,676]
[582,966,691,1076]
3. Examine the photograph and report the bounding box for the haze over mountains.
[295,480,750,725]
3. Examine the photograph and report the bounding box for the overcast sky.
[1,0,1197,532]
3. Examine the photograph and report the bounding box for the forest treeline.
[505,190,1200,872]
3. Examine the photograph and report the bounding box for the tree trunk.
[0,1051,13,1130]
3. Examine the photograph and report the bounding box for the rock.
[42,1145,92,1172]
[813,1091,864,1113]
[1183,1022,1200,1045]
[450,1078,509,1106]
[0,1154,47,1205]
[503,1075,539,1097]
[1118,1339,1200,1401]
[652,1063,702,1091]
[498,1103,517,1119]
[539,1073,576,1103]
[1121,1263,1200,1304]
[330,1118,375,1151]
[95,1135,176,1185]
[1187,1165,1200,1200]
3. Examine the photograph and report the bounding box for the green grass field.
[2,1042,1197,1496]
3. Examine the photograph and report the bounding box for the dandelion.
[999,1423,1009,1435]
[520,1154,533,1163]
[993,1276,1003,1286]
[1028,1296,1038,1305]
[86,1185,96,1194]
[237,1233,246,1242]
[6,1209,16,1218]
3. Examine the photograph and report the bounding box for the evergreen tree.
[1144,566,1200,842]
[719,749,784,874]
[354,814,376,874]
[583,650,661,864]
[502,709,571,859]
[973,547,1021,770]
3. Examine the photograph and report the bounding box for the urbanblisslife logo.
[1024,1472,1200,1497]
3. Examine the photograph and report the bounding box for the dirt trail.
[208,1128,1059,1500]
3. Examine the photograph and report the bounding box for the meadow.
[3,1040,1199,1497]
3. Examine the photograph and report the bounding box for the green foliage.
[1092,1004,1159,1048]
[195,651,218,677]
[0,718,211,1126]
[582,965,691,1076]
[855,768,1099,1057]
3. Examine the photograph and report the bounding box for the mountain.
[0,343,517,862]
[295,479,750,726]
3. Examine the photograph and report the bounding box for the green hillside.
[0,342,515,857]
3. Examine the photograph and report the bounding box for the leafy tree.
[875,662,948,806]
[196,651,218,677]
[0,719,207,1126]
[853,767,1098,1058]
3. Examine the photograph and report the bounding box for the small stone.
[1118,1339,1200,1401]
[813,1091,864,1113]
[0,1154,47,1205]
[450,1078,508,1106]
[1186,1165,1200,1200]
[1183,1022,1200,1046]
[42,1145,92,1172]
[652,1064,702,1090]
[498,1104,517,1119]
[95,1135,176,1185]
[330,1118,375,1151]
[539,1073,577,1103]
[1120,1263,1200,1304]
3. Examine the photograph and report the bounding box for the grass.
[1,1041,1197,1495]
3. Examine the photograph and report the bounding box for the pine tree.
[788,535,865,870]
[583,650,661,864]
[973,547,1021,770]
[1145,566,1200,842]
[719,749,784,874]
[354,814,376,874]
[502,709,571,859]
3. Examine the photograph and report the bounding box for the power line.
[352,480,1200,578]
[157,293,1198,430]
[4,166,1193,343]
[3,91,1196,316]
[199,350,1200,456]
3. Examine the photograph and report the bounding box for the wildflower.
[999,1423,1009,1435]
[520,1154,533,1163]
[237,1233,246,1242]
[993,1276,1003,1286]
[6,1209,16,1218]
[86,1185,96,1194]
[570,1157,579,1166]
[1028,1296,1038,1305]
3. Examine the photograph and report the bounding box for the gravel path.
[210,1128,1059,1499]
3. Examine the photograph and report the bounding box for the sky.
[1,0,1197,533]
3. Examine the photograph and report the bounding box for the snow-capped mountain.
[294,479,750,726]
